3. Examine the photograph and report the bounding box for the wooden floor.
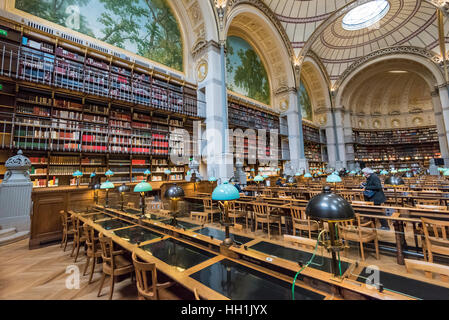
[0,239,190,300]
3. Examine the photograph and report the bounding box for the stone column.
[342,108,355,170]
[434,88,449,165]
[334,106,347,169]
[198,42,233,181]
[284,89,308,175]
[0,150,33,232]
[325,107,345,170]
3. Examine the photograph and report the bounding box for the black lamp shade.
[384,176,405,186]
[117,183,130,193]
[306,186,355,222]
[165,184,185,199]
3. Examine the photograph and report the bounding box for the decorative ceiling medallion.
[373,119,381,128]
[196,60,208,82]
[358,120,365,127]
[279,99,289,112]
[413,117,423,126]
[392,119,400,127]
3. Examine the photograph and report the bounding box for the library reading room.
[2,0,449,305]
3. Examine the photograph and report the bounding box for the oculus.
[342,0,390,31]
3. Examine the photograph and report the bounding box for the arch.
[301,56,332,126]
[223,3,296,110]
[335,51,445,108]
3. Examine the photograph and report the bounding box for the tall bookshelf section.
[303,122,327,171]
[0,23,201,187]
[227,97,285,176]
[353,126,441,170]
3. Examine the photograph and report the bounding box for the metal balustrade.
[0,41,204,118]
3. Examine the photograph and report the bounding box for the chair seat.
[103,255,134,276]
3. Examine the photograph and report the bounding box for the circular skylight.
[342,0,390,31]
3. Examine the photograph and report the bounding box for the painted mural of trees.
[226,36,270,105]
[299,83,313,121]
[15,0,183,71]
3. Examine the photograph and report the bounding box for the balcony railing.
[0,41,205,118]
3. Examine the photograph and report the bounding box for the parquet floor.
[0,239,188,300]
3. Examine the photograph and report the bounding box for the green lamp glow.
[304,173,312,178]
[254,175,264,182]
[208,177,217,182]
[326,174,342,183]
[134,181,152,216]
[100,181,114,207]
[295,172,302,176]
[73,170,83,187]
[212,181,240,247]
[317,171,323,175]
[443,170,449,176]
[90,172,96,178]
[262,174,269,179]
[380,170,389,175]
[105,170,114,177]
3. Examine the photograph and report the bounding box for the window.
[342,0,390,31]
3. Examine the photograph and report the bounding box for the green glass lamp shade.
[349,170,356,175]
[262,174,269,178]
[380,170,389,175]
[443,170,449,176]
[73,170,83,177]
[164,184,185,200]
[254,175,264,182]
[384,176,405,185]
[390,169,398,174]
[117,183,130,193]
[276,168,280,171]
[306,186,354,222]
[164,169,171,175]
[250,168,255,172]
[134,181,152,192]
[438,167,445,172]
[317,171,323,175]
[333,171,339,176]
[295,172,302,176]
[90,172,96,178]
[100,181,115,189]
[326,174,342,183]
[144,169,151,175]
[212,182,240,201]
[208,177,217,182]
[304,173,313,178]
[105,170,114,177]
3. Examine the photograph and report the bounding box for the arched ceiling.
[341,58,435,129]
[263,0,449,83]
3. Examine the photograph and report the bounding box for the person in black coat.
[361,168,388,229]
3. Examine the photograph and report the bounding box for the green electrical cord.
[335,224,342,277]
[291,230,325,300]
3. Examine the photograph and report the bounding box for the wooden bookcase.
[353,126,441,169]
[0,22,202,187]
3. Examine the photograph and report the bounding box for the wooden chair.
[132,252,172,300]
[338,214,380,261]
[227,201,248,230]
[82,224,103,284]
[404,258,449,283]
[290,206,318,239]
[98,233,134,300]
[202,198,220,223]
[415,199,441,206]
[421,217,449,263]
[415,204,446,211]
[253,203,282,239]
[352,201,374,206]
[190,211,209,225]
[193,288,200,300]
[59,210,74,252]
[70,215,87,262]
[283,234,317,250]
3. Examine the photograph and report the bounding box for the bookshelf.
[0,25,201,188]
[353,126,441,169]
[303,122,327,169]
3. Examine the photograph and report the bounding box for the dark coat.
[364,173,386,204]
